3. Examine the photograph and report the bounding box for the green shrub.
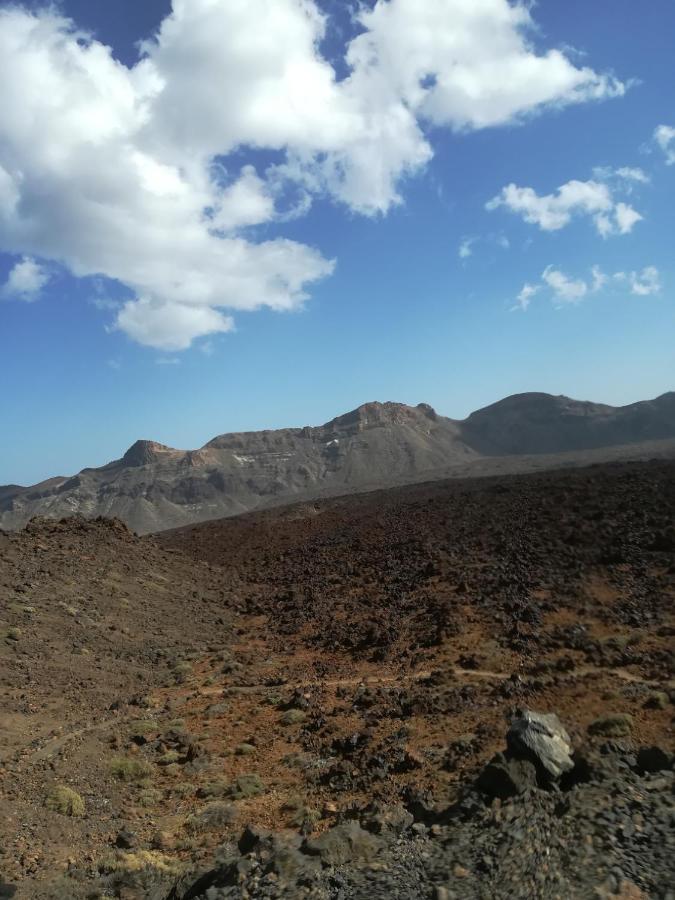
[196,779,229,799]
[280,709,306,726]
[45,785,85,817]
[109,756,153,782]
[588,713,634,737]
[137,788,163,808]
[157,750,181,766]
[228,774,264,799]
[186,802,237,833]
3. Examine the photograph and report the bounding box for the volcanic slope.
[1,460,674,899]
[2,392,675,534]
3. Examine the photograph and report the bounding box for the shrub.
[186,802,237,833]
[45,785,85,817]
[109,756,153,782]
[235,743,256,756]
[280,709,306,726]
[196,780,229,799]
[588,713,634,737]
[157,750,181,766]
[228,774,264,799]
[137,788,163,807]
[128,719,158,736]
[6,627,22,642]
[104,850,183,893]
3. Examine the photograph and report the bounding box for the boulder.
[476,752,539,799]
[507,709,574,778]
[303,822,383,867]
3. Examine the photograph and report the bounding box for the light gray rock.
[507,710,574,779]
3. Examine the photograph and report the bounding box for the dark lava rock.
[636,746,672,774]
[303,822,384,866]
[476,752,539,800]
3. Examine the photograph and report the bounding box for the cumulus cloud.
[542,266,588,303]
[487,177,642,237]
[514,264,662,310]
[622,266,662,296]
[654,125,675,164]
[1,257,50,301]
[0,1,626,348]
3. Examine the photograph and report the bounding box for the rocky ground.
[0,460,673,899]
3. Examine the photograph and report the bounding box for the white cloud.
[514,263,661,310]
[615,166,650,184]
[628,266,661,296]
[116,299,235,351]
[1,256,50,301]
[512,282,539,311]
[655,124,675,164]
[614,202,643,235]
[593,165,650,186]
[0,2,626,348]
[487,177,642,237]
[542,266,588,303]
[591,264,608,292]
[458,237,475,259]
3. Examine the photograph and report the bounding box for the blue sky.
[1,0,673,486]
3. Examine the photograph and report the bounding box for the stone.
[303,822,383,867]
[115,827,136,850]
[507,709,574,778]
[636,746,671,773]
[476,752,539,799]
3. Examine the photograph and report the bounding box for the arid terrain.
[2,392,675,535]
[0,459,673,899]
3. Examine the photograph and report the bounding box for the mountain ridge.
[2,391,675,534]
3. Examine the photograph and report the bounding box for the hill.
[1,392,674,534]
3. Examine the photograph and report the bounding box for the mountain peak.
[326,401,439,432]
[121,440,176,468]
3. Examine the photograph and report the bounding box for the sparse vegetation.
[109,756,153,782]
[157,750,181,766]
[185,801,237,833]
[228,774,264,799]
[45,785,85,817]
[281,708,306,725]
[103,850,183,893]
[196,779,229,799]
[128,719,159,736]
[137,788,163,807]
[588,713,634,737]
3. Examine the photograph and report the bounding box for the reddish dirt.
[1,460,673,898]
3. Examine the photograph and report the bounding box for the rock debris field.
[0,459,673,899]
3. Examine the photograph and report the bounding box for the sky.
[1,0,674,486]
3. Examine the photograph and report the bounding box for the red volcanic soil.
[1,460,673,898]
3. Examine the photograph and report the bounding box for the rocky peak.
[121,440,176,468]
[325,401,439,434]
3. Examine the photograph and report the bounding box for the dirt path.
[10,658,659,771]
[197,663,659,697]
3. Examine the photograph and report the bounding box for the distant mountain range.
[2,391,675,534]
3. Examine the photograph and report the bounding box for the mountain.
[462,391,675,455]
[1,392,674,534]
